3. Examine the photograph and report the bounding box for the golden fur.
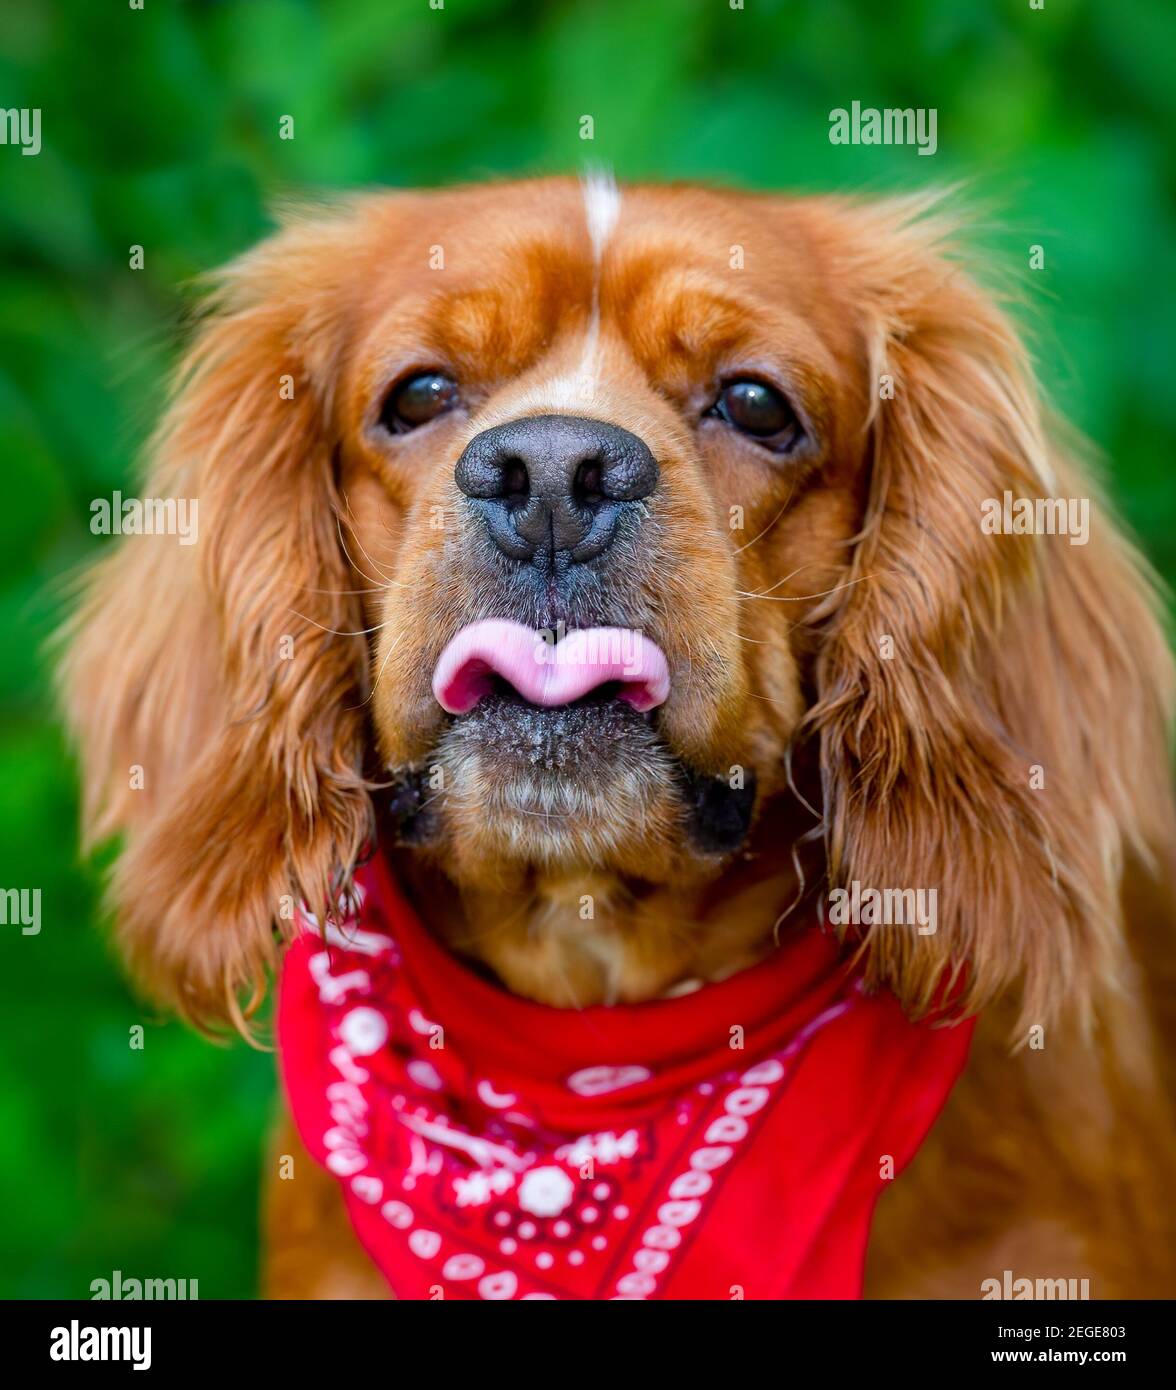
[61,178,1176,1297]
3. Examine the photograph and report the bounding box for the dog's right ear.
[58,208,381,1033]
[802,196,1176,1037]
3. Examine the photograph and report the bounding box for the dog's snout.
[454,414,658,564]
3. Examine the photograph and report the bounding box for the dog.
[61,175,1176,1299]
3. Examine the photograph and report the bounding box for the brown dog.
[61,176,1176,1298]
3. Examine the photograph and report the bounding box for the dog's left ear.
[805,199,1176,1034]
[59,208,380,1032]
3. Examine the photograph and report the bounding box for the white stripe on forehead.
[467,179,623,429]
[575,171,621,396]
[582,169,621,268]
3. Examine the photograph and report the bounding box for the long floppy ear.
[806,198,1176,1035]
[59,211,375,1032]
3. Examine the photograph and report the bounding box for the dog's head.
[62,177,1174,1031]
[357,176,854,886]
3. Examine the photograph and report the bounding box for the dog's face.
[62,176,1174,1031]
[337,178,861,889]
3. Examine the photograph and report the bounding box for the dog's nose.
[454,414,658,564]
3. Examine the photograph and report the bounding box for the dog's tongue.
[432,619,670,715]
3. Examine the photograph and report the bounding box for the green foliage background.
[1,0,1173,1298]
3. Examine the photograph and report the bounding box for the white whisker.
[731,494,794,555]
[287,609,388,638]
[369,630,405,698]
[340,490,415,588]
[736,572,880,603]
[334,512,396,589]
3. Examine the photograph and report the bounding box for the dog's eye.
[709,380,803,451]
[381,371,460,433]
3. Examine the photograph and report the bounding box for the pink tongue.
[432,619,671,715]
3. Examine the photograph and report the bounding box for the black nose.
[454,414,658,564]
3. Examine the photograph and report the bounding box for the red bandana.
[279,854,974,1301]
